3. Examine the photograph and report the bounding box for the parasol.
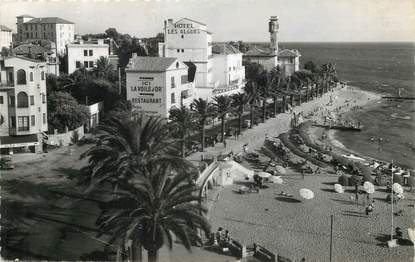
[392,183,403,194]
[299,188,314,200]
[257,171,272,178]
[270,176,283,184]
[334,184,344,193]
[363,181,375,194]
[275,165,286,174]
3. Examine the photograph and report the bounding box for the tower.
[269,16,279,54]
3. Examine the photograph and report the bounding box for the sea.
[280,42,415,169]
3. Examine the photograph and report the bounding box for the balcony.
[18,126,29,132]
[0,82,15,88]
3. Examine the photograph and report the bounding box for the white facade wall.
[279,56,300,76]
[244,56,278,72]
[67,41,109,74]
[0,31,12,49]
[211,53,245,87]
[126,61,194,118]
[55,24,75,55]
[0,57,48,136]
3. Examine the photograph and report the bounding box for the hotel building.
[0,25,13,50]
[158,18,245,100]
[16,15,75,55]
[126,55,195,118]
[0,56,48,154]
[243,16,301,76]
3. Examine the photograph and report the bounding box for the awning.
[0,134,39,148]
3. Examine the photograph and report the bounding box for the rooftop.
[24,17,74,24]
[0,25,12,32]
[278,49,301,57]
[212,44,242,55]
[243,46,276,57]
[126,56,178,72]
[13,44,53,55]
[175,17,206,26]
[17,15,35,18]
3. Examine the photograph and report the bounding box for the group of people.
[213,227,231,247]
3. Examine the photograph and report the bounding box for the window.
[181,35,184,38]
[84,50,88,56]
[176,62,179,68]
[30,95,34,105]
[177,49,180,53]
[30,72,34,81]
[9,96,15,107]
[0,96,3,104]
[17,92,29,108]
[76,61,81,68]
[181,49,184,52]
[171,76,175,89]
[31,115,35,126]
[42,94,46,104]
[89,61,94,68]
[89,50,93,56]
[84,61,89,68]
[171,93,175,104]
[17,69,26,84]
[18,116,29,131]
[8,72,13,83]
[43,113,46,124]
[41,71,45,80]
[10,116,16,128]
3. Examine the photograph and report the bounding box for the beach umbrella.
[334,184,344,193]
[275,165,286,174]
[257,171,272,178]
[299,188,315,200]
[363,181,375,194]
[392,183,404,194]
[270,176,283,184]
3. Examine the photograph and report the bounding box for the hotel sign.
[167,23,200,34]
[128,76,164,115]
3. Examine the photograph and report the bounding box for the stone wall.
[47,126,85,147]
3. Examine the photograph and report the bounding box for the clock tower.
[269,16,279,54]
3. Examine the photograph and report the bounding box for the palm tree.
[270,66,283,117]
[190,98,215,151]
[212,95,233,142]
[95,56,114,79]
[244,81,260,128]
[231,92,250,136]
[258,73,275,123]
[169,106,194,158]
[96,164,211,262]
[80,112,190,192]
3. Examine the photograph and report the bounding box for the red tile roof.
[126,56,178,72]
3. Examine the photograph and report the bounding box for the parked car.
[0,158,14,170]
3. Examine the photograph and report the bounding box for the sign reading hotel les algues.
[167,23,200,34]
[128,75,164,116]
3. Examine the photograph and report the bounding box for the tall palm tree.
[96,164,211,262]
[95,56,114,79]
[190,98,215,151]
[231,92,250,136]
[269,66,283,117]
[244,81,260,128]
[80,112,190,192]
[169,106,194,158]
[258,73,275,123]
[212,95,233,142]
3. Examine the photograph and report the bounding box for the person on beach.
[223,139,227,148]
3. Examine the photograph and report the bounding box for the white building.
[126,55,195,118]
[13,43,60,76]
[243,16,301,75]
[0,56,48,154]
[16,15,75,55]
[158,18,245,99]
[66,38,110,74]
[0,25,13,50]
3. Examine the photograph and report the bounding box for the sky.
[0,0,414,42]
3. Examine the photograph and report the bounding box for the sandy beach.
[202,85,415,261]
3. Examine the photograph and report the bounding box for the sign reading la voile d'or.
[167,23,200,34]
[129,77,163,108]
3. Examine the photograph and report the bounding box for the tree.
[95,56,114,79]
[304,61,317,73]
[80,112,190,192]
[258,72,275,123]
[269,66,284,116]
[47,91,90,132]
[244,62,265,83]
[169,106,194,157]
[190,98,215,151]
[96,164,210,262]
[244,81,260,128]
[212,95,233,142]
[231,92,250,136]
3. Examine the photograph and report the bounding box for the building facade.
[126,55,195,118]
[243,16,301,75]
[158,18,245,100]
[66,38,110,74]
[16,15,75,55]
[0,25,13,50]
[13,43,60,76]
[0,56,48,154]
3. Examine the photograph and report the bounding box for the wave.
[391,113,411,120]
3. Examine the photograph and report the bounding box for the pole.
[330,214,334,262]
[391,160,394,241]
[118,67,122,96]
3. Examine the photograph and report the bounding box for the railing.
[18,126,29,131]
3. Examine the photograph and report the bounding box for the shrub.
[408,176,415,187]
[375,174,388,186]
[362,174,375,184]
[338,175,350,186]
[349,175,362,186]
